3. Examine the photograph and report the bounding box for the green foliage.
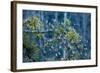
[54,25,65,37]
[25,16,44,39]
[65,30,80,43]
[23,32,30,49]
[35,33,44,39]
[27,16,42,31]
[64,19,71,26]
[54,19,72,38]
[23,32,39,49]
[62,19,82,60]
[31,44,40,61]
[23,32,40,61]
[62,19,81,44]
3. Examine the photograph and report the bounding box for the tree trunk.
[63,12,67,60]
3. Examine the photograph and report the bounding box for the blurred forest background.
[23,10,91,62]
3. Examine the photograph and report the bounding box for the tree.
[23,16,44,62]
[63,19,83,60]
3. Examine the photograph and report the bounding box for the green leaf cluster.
[65,30,80,43]
[27,16,42,31]
[23,32,40,61]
